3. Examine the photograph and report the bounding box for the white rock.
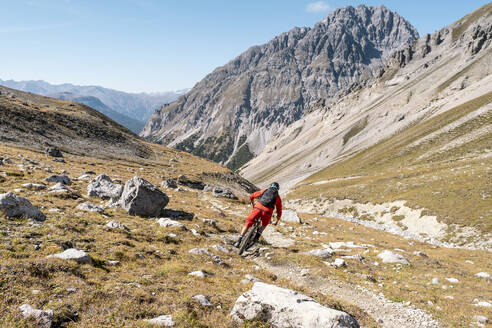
[445,278,459,284]
[188,270,207,278]
[444,296,454,300]
[105,220,128,230]
[144,314,175,326]
[202,218,217,227]
[244,274,262,282]
[193,294,212,307]
[304,248,334,259]
[48,182,69,193]
[475,272,491,279]
[107,260,120,266]
[329,241,363,249]
[0,192,46,221]
[431,278,439,284]
[230,282,359,327]
[190,228,200,236]
[157,218,185,229]
[377,250,410,265]
[413,250,428,257]
[212,244,229,253]
[330,258,347,267]
[475,301,492,308]
[474,315,489,324]
[281,209,301,223]
[19,304,53,328]
[76,202,104,213]
[47,248,92,264]
[22,183,46,191]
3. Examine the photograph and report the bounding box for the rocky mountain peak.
[141,5,419,169]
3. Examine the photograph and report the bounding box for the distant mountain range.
[0,79,188,133]
[141,5,419,169]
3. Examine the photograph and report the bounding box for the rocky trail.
[255,254,441,328]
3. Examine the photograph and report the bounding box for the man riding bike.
[234,182,282,247]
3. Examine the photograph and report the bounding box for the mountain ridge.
[0,79,188,125]
[141,5,419,169]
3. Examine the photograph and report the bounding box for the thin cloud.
[306,1,330,13]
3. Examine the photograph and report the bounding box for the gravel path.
[256,258,443,328]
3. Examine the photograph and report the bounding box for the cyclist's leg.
[235,208,261,247]
[253,212,272,242]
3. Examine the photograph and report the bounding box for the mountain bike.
[238,218,261,256]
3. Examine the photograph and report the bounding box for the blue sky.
[0,0,489,93]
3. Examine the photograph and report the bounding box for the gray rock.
[75,202,104,213]
[47,248,92,264]
[45,175,71,185]
[22,183,46,190]
[143,315,175,326]
[230,282,359,327]
[211,244,229,253]
[157,218,185,229]
[304,248,334,259]
[105,220,128,230]
[193,294,212,307]
[329,258,347,267]
[87,174,123,201]
[212,187,237,199]
[161,179,178,189]
[45,147,63,158]
[189,248,224,265]
[377,250,410,265]
[281,209,302,223]
[19,304,53,328]
[0,192,46,221]
[48,182,69,193]
[119,176,169,217]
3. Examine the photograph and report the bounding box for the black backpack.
[258,187,278,209]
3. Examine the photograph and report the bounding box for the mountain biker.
[234,182,282,247]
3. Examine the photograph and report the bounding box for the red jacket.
[250,189,282,218]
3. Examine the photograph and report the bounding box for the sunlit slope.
[292,91,491,234]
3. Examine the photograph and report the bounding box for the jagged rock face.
[141,5,418,169]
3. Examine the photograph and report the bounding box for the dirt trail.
[255,257,442,328]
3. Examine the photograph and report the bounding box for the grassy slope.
[0,143,380,328]
[291,91,492,234]
[265,213,492,328]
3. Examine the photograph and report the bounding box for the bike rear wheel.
[238,222,259,255]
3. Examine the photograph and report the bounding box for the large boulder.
[230,282,359,328]
[87,174,123,201]
[0,192,46,221]
[19,304,53,328]
[119,176,169,217]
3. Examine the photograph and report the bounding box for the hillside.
[0,79,187,124]
[53,93,145,134]
[241,4,492,249]
[141,5,418,169]
[0,71,491,328]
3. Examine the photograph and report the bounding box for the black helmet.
[270,182,279,190]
